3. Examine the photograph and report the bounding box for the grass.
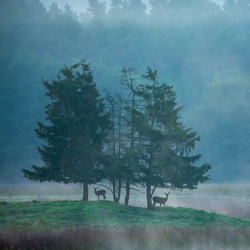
[1,184,250,249]
[1,200,250,230]
[169,196,250,220]
[1,200,250,249]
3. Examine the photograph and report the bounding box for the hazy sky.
[40,0,224,14]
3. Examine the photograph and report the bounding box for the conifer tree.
[137,67,211,208]
[22,61,110,201]
[108,0,124,21]
[87,0,106,19]
[48,2,63,18]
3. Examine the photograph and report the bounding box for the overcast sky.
[40,0,224,14]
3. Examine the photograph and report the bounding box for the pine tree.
[87,0,106,19]
[108,0,125,21]
[48,2,63,18]
[137,67,211,209]
[22,61,110,201]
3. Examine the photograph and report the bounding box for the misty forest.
[1,0,250,184]
[1,0,250,249]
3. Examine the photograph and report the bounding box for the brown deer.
[94,188,106,201]
[152,192,170,206]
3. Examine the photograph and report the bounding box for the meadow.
[1,183,250,249]
[1,183,250,219]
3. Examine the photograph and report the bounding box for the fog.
[40,0,149,13]
[1,0,250,186]
[39,0,225,14]
[41,0,90,13]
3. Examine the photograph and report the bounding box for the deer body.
[152,192,170,207]
[94,188,106,200]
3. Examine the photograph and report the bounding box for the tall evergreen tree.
[22,61,110,201]
[137,67,211,209]
[64,3,78,20]
[108,0,125,21]
[87,0,106,19]
[48,2,63,18]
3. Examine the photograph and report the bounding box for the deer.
[93,187,106,201]
[152,192,170,207]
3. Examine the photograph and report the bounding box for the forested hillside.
[1,0,250,183]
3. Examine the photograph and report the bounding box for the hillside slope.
[1,200,249,230]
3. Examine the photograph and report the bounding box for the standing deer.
[152,192,170,207]
[94,188,106,201]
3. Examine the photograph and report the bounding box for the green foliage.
[87,0,106,19]
[122,67,211,207]
[22,61,110,200]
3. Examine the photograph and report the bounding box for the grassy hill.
[1,200,250,230]
[1,200,250,249]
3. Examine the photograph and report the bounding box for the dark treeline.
[1,0,250,183]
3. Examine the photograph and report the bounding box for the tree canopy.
[117,67,211,208]
[22,62,211,207]
[22,61,110,201]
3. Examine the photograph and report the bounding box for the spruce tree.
[108,0,124,21]
[22,61,110,201]
[137,67,211,208]
[87,0,106,19]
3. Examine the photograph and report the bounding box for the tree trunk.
[117,176,121,201]
[124,177,130,205]
[146,182,152,209]
[112,178,116,202]
[112,178,120,203]
[82,182,88,201]
[113,176,122,203]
